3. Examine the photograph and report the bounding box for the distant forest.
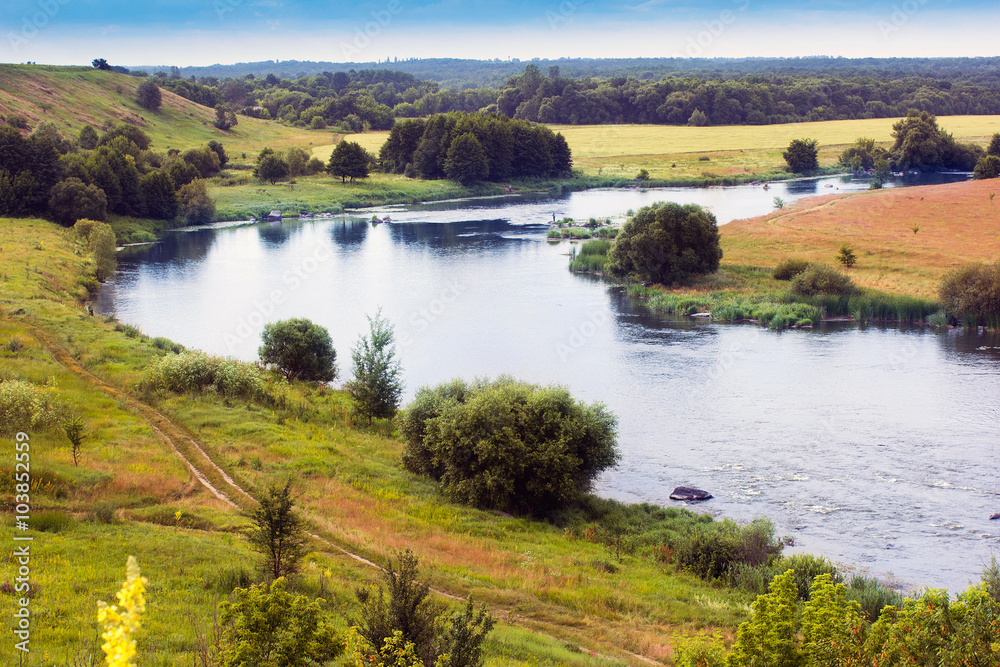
[121,57,1000,130]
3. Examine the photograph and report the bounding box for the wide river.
[101,174,1000,592]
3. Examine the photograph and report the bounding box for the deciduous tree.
[259,318,337,382]
[607,202,722,284]
[327,140,371,182]
[346,309,403,424]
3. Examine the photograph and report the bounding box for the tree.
[214,103,238,131]
[138,170,178,219]
[783,138,819,173]
[177,179,216,225]
[327,140,371,182]
[891,109,944,171]
[988,133,1000,157]
[973,155,1000,180]
[400,376,619,516]
[219,578,340,667]
[246,482,309,581]
[346,309,403,425]
[607,202,723,285]
[444,133,489,185]
[135,80,162,111]
[62,414,86,466]
[78,125,99,150]
[353,550,439,667]
[47,177,107,225]
[286,147,310,177]
[255,152,290,184]
[87,220,117,281]
[259,318,337,382]
[836,243,857,268]
[92,58,110,70]
[444,132,490,185]
[182,145,222,178]
[207,140,229,168]
[98,124,152,151]
[687,108,709,126]
[940,262,1000,329]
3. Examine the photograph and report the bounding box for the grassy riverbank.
[1,217,764,666]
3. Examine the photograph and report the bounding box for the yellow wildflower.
[97,556,148,667]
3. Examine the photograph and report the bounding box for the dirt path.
[19,319,659,666]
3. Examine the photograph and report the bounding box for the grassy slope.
[720,178,1000,298]
[0,64,324,156]
[0,218,747,666]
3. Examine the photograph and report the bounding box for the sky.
[2,0,998,67]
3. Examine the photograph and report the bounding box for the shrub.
[400,377,618,516]
[772,259,811,281]
[219,578,340,667]
[0,379,59,433]
[845,573,906,622]
[790,264,857,297]
[607,202,723,285]
[32,510,74,533]
[139,351,268,402]
[783,138,819,173]
[674,518,782,581]
[940,261,1000,329]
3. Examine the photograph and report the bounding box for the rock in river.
[990,513,1000,520]
[670,486,713,501]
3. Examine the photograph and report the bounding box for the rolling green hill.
[0,63,322,155]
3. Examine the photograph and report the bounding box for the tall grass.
[569,239,613,273]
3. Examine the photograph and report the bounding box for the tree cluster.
[379,112,572,183]
[0,121,224,226]
[399,377,618,516]
[157,60,1000,130]
[836,111,985,174]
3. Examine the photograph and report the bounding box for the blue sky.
[3,0,998,66]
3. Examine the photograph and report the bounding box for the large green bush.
[400,376,619,516]
[789,264,857,297]
[940,261,1000,329]
[772,259,812,281]
[607,202,723,285]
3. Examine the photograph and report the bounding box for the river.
[99,173,1000,592]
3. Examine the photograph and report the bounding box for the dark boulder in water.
[990,513,1000,520]
[670,486,713,501]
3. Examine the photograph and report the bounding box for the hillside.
[721,178,1000,298]
[0,64,320,154]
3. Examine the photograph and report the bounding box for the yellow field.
[317,115,1000,181]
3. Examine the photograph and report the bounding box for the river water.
[100,173,1000,592]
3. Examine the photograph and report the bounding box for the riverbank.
[2,217,756,665]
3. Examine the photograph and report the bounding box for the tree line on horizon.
[119,62,1000,133]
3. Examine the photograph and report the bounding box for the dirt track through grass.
[17,316,657,665]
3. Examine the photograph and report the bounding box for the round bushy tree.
[47,177,107,225]
[259,318,337,383]
[327,140,370,183]
[783,138,819,173]
[178,179,215,225]
[607,202,722,285]
[135,79,162,111]
[400,376,618,516]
